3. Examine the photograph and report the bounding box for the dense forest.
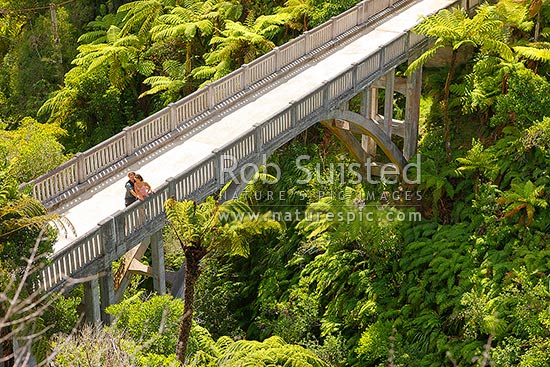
[1,0,550,366]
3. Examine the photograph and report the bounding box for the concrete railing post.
[356,3,363,25]
[212,149,223,185]
[289,101,297,129]
[166,177,176,199]
[207,84,215,110]
[351,62,358,93]
[99,216,116,264]
[123,126,133,156]
[241,64,249,90]
[169,103,177,130]
[253,123,263,155]
[274,47,281,71]
[322,81,330,109]
[98,215,117,325]
[75,153,85,184]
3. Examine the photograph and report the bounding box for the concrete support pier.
[83,278,100,323]
[151,231,166,295]
[99,270,114,324]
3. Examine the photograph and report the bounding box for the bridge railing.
[37,21,435,291]
[23,0,410,207]
[39,227,103,290]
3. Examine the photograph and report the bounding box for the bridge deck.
[53,0,453,251]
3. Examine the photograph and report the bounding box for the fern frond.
[405,45,444,75]
[514,45,550,62]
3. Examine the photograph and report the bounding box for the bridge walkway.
[53,0,450,251]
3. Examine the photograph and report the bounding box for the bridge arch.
[222,105,410,200]
[323,109,407,169]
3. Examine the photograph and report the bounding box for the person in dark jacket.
[125,171,138,207]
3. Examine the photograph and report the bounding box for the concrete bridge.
[24,0,476,323]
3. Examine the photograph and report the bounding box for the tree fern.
[164,194,280,362]
[495,0,533,32]
[118,0,173,38]
[193,19,275,86]
[77,12,126,45]
[189,335,329,367]
[73,26,152,90]
[151,5,214,42]
[0,195,74,244]
[497,180,548,226]
[140,59,188,99]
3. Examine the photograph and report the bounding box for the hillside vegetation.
[1,0,550,366]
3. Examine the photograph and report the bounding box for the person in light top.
[134,174,154,200]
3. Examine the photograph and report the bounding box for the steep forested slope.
[2,0,550,366]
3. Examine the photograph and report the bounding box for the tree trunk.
[443,50,457,163]
[535,11,541,42]
[185,43,192,74]
[175,245,207,364]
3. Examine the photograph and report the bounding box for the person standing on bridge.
[134,174,154,200]
[125,171,139,207]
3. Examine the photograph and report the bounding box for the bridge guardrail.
[22,0,411,207]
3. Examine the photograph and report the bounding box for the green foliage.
[304,334,347,367]
[51,325,137,367]
[164,192,281,362]
[0,176,68,270]
[78,12,127,45]
[38,63,143,152]
[118,0,173,38]
[151,5,215,42]
[188,334,330,367]
[7,1,550,366]
[33,294,81,362]
[137,352,179,367]
[456,139,497,196]
[0,150,74,365]
[73,25,154,90]
[164,194,280,257]
[453,54,524,115]
[407,4,511,75]
[192,19,276,86]
[456,139,496,178]
[309,0,362,28]
[0,12,62,121]
[497,180,548,226]
[106,292,183,356]
[194,257,245,339]
[0,1,99,123]
[490,68,550,128]
[2,0,364,152]
[416,152,462,220]
[254,281,321,343]
[0,117,67,182]
[520,116,550,152]
[355,321,392,364]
